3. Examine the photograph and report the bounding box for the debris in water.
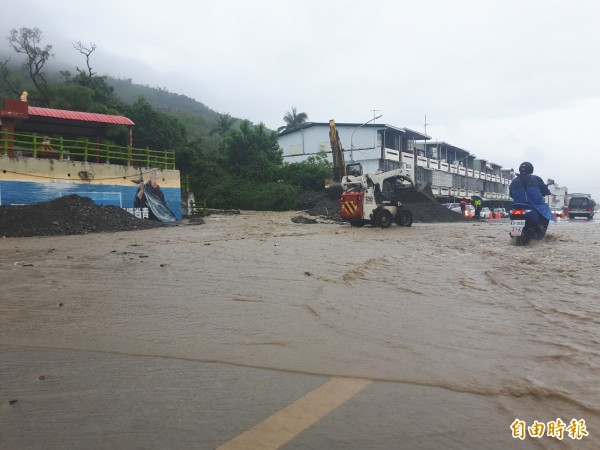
[291,216,317,224]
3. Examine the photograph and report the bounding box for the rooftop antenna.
[423,114,430,157]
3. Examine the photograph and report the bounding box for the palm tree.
[277,107,308,133]
[210,113,235,137]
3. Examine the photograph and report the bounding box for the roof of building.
[9,106,136,137]
[28,107,134,126]
[424,141,472,156]
[381,124,430,141]
[277,122,430,141]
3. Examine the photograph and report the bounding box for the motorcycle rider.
[509,162,556,229]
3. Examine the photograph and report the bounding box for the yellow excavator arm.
[329,119,346,182]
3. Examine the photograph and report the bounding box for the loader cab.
[346,162,363,177]
[381,175,412,205]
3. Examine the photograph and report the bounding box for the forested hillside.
[0,27,329,211]
[107,77,230,154]
[107,77,219,123]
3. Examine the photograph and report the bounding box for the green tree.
[223,120,282,181]
[210,113,235,137]
[277,150,332,192]
[46,84,94,111]
[186,147,230,198]
[277,106,308,133]
[125,98,187,150]
[71,73,123,112]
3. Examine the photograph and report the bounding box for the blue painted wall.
[0,180,182,220]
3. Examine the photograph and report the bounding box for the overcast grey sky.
[2,0,600,199]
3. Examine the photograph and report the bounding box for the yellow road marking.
[216,377,372,450]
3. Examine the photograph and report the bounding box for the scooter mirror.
[547,178,555,186]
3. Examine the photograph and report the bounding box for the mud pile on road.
[399,200,466,223]
[305,194,466,223]
[0,190,467,238]
[0,195,164,238]
[304,194,343,222]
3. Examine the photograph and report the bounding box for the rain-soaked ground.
[1,213,598,449]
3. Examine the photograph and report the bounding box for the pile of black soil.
[304,194,343,222]
[400,200,466,223]
[0,195,164,237]
[304,193,466,223]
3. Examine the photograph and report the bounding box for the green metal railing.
[1,130,175,169]
[181,174,190,192]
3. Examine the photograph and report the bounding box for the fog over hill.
[0,47,226,128]
[106,77,219,123]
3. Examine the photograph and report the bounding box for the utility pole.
[351,113,383,161]
[371,109,381,150]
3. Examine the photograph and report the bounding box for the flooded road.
[1,213,598,449]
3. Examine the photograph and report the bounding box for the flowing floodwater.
[1,213,598,449]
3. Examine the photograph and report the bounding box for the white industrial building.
[278,121,514,204]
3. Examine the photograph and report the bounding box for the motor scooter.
[509,202,549,246]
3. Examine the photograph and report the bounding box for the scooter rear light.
[511,208,532,216]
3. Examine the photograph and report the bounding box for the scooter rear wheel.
[516,228,536,246]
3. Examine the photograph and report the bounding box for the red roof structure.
[28,106,135,126]
[20,106,135,138]
[1,98,135,140]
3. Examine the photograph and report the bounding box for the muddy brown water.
[1,213,598,449]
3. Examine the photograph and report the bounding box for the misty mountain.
[0,52,249,146]
[106,77,219,123]
[0,50,238,130]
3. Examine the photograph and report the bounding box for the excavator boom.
[329,119,346,182]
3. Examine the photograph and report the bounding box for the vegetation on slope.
[0,27,331,211]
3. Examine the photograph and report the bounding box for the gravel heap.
[304,193,466,223]
[0,195,164,238]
